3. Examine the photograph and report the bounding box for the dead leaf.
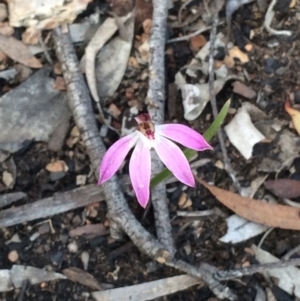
[128,56,139,68]
[8,0,92,30]
[228,46,249,64]
[232,81,256,99]
[264,179,300,199]
[53,62,62,75]
[290,0,296,8]
[54,76,66,91]
[178,192,192,208]
[190,35,207,51]
[285,98,300,135]
[62,267,102,290]
[135,0,153,27]
[0,4,7,23]
[22,27,41,45]
[46,160,68,173]
[0,22,14,36]
[108,103,121,118]
[69,224,109,237]
[0,35,42,68]
[196,177,300,230]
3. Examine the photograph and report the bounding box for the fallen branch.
[147,0,175,255]
[0,185,104,228]
[52,25,237,301]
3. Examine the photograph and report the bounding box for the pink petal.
[98,133,138,184]
[154,136,195,187]
[129,139,151,208]
[156,124,212,151]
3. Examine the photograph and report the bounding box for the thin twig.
[52,25,237,301]
[208,11,241,193]
[215,258,300,281]
[167,21,224,43]
[147,0,175,255]
[282,244,300,260]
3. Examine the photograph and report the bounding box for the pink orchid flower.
[98,113,212,208]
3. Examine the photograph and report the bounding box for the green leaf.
[150,99,231,188]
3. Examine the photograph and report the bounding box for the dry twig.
[208,7,241,193]
[0,185,104,228]
[147,0,175,255]
[215,258,300,281]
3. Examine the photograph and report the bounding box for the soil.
[1,0,300,301]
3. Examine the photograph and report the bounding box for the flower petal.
[156,124,212,151]
[154,136,195,187]
[129,139,151,208]
[98,132,138,184]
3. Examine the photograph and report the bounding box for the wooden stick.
[0,185,104,227]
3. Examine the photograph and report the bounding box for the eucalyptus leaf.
[150,99,231,188]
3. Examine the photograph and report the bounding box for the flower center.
[138,121,155,140]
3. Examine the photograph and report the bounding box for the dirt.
[1,0,300,300]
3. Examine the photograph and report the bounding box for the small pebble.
[67,241,78,253]
[8,250,19,262]
[215,160,224,169]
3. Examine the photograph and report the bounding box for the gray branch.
[147,0,175,255]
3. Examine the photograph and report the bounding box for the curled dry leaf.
[197,177,300,230]
[285,99,300,135]
[265,179,300,199]
[0,35,42,68]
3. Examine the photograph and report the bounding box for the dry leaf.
[196,177,300,230]
[22,27,41,45]
[62,267,102,290]
[285,99,300,135]
[232,81,256,99]
[0,35,42,68]
[108,103,121,118]
[69,224,108,237]
[290,0,296,8]
[228,46,249,64]
[190,35,207,51]
[46,160,68,172]
[0,4,7,23]
[54,76,66,91]
[178,192,192,208]
[0,22,14,36]
[8,0,92,30]
[53,63,62,75]
[264,179,300,199]
[143,19,152,35]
